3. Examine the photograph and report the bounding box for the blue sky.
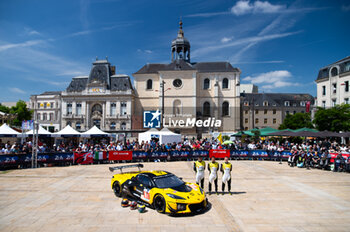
[0,0,349,102]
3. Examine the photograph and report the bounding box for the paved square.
[0,161,349,232]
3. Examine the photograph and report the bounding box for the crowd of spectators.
[1,137,349,172]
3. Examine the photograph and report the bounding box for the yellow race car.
[109,164,207,214]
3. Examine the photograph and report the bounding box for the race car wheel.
[153,194,166,213]
[113,181,122,197]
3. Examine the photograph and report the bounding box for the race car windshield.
[153,175,184,188]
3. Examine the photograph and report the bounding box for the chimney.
[110,66,116,75]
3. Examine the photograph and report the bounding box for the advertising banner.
[231,150,249,157]
[192,150,209,158]
[250,150,269,158]
[0,155,19,166]
[132,151,149,159]
[170,150,190,158]
[109,151,132,161]
[150,151,168,159]
[74,152,93,164]
[209,149,230,158]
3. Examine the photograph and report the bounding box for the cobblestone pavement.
[0,161,349,232]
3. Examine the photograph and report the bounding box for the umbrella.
[266,130,297,136]
[223,140,234,145]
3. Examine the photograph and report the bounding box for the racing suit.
[193,160,205,188]
[220,162,232,192]
[208,161,219,192]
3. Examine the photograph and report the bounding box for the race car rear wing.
[109,164,144,173]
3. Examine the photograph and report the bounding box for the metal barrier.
[0,150,293,169]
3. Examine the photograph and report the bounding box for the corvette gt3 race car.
[109,164,208,214]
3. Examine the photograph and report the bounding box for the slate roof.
[241,93,314,107]
[66,77,88,92]
[110,75,133,91]
[316,56,350,81]
[134,60,239,74]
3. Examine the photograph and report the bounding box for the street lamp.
[155,80,171,128]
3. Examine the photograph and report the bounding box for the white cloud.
[243,70,300,90]
[0,40,44,52]
[9,87,26,94]
[192,31,301,58]
[231,0,285,16]
[221,37,233,43]
[137,49,153,54]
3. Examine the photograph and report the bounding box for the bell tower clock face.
[173,79,182,88]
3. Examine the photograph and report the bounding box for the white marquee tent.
[0,124,20,137]
[138,127,181,144]
[52,125,81,137]
[81,126,110,137]
[25,125,52,137]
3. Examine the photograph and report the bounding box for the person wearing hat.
[193,157,205,188]
[207,156,219,194]
[221,156,232,194]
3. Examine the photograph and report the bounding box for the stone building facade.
[30,59,134,133]
[316,56,350,108]
[132,21,241,137]
[241,93,314,130]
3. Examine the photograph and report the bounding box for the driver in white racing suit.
[193,157,205,188]
[207,157,219,194]
[220,156,232,194]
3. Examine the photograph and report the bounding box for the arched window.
[146,79,153,90]
[203,102,210,116]
[222,102,229,116]
[331,67,338,77]
[91,104,102,114]
[173,100,182,116]
[121,122,126,130]
[263,101,268,106]
[67,121,72,126]
[204,78,210,89]
[222,78,229,89]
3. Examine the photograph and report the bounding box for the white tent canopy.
[25,125,52,136]
[52,125,81,137]
[158,127,181,144]
[81,126,110,137]
[0,123,20,137]
[138,127,181,144]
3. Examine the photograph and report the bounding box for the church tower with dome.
[133,20,241,137]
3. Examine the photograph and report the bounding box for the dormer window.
[263,101,268,106]
[300,101,305,107]
[331,67,338,77]
[284,101,290,107]
[244,101,249,106]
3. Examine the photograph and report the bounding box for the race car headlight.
[177,203,187,211]
[166,193,186,200]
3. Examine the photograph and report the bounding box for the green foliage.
[0,104,10,113]
[222,135,230,141]
[9,100,33,127]
[252,130,260,142]
[279,112,313,130]
[313,104,350,132]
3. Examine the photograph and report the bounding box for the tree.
[313,104,350,132]
[0,104,10,113]
[9,100,33,127]
[279,112,313,130]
